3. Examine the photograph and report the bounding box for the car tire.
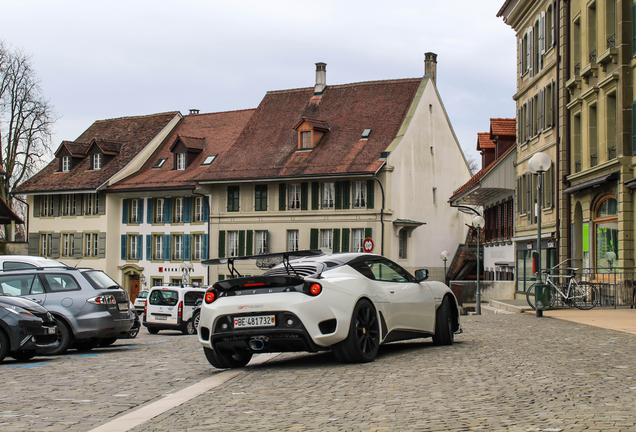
[11,351,37,362]
[203,347,252,369]
[332,299,380,363]
[127,328,139,339]
[0,330,9,362]
[147,327,159,335]
[38,319,73,356]
[98,337,118,347]
[184,311,200,335]
[432,296,454,346]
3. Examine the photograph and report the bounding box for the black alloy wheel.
[38,319,72,356]
[333,299,380,363]
[432,296,455,345]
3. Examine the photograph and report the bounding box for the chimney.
[189,109,200,115]
[424,52,437,85]
[315,62,327,95]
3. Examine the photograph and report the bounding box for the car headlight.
[4,306,34,316]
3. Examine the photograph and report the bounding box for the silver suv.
[0,267,134,355]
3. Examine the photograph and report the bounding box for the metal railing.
[589,49,597,63]
[607,34,616,48]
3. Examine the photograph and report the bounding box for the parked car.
[0,255,69,270]
[0,296,58,362]
[133,290,149,314]
[0,267,134,355]
[199,251,461,368]
[143,286,205,335]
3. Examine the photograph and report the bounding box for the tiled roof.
[91,139,123,154]
[108,109,255,192]
[490,118,516,138]
[195,78,422,181]
[14,112,180,194]
[476,132,495,151]
[295,117,330,131]
[173,136,205,151]
[54,141,90,158]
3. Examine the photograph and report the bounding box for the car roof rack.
[202,250,323,278]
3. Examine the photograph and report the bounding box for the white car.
[199,251,461,368]
[143,286,206,335]
[133,290,149,314]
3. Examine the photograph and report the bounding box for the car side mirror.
[414,269,429,282]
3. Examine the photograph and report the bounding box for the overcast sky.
[1,0,516,169]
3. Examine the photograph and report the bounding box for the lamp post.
[472,215,485,315]
[528,152,552,288]
[440,250,449,285]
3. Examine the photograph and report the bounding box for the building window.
[228,231,239,257]
[62,233,75,257]
[289,184,301,210]
[62,194,75,216]
[176,153,186,170]
[86,233,99,258]
[153,158,167,168]
[589,104,598,167]
[301,131,312,149]
[41,195,54,217]
[153,235,163,260]
[255,185,267,211]
[154,198,164,223]
[322,183,335,209]
[93,153,102,170]
[228,186,240,212]
[193,234,202,260]
[288,230,299,252]
[353,182,366,208]
[62,156,70,172]
[152,277,163,286]
[594,196,618,271]
[85,193,99,215]
[321,229,333,250]
[193,197,204,221]
[173,235,182,260]
[352,229,364,252]
[129,199,139,223]
[174,198,184,223]
[256,231,268,255]
[399,229,408,259]
[41,233,52,257]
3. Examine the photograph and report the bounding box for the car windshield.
[138,291,149,299]
[83,270,120,290]
[149,289,178,306]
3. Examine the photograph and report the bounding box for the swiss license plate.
[118,303,129,311]
[155,316,168,320]
[46,326,57,335]
[234,315,275,328]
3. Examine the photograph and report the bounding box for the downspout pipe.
[564,0,572,263]
[556,0,561,262]
[372,172,386,256]
[193,192,211,285]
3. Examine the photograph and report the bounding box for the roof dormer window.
[176,153,186,170]
[294,117,330,150]
[62,156,70,172]
[93,153,102,170]
[301,131,312,149]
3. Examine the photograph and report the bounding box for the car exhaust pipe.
[249,339,265,351]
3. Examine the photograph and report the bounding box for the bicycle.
[526,259,600,310]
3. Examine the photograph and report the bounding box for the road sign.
[363,238,374,253]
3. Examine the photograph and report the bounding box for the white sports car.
[199,251,461,368]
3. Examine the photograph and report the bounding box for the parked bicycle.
[526,259,599,310]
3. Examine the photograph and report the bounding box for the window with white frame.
[228,231,239,257]
[93,153,102,170]
[85,233,99,258]
[398,228,408,259]
[153,235,163,260]
[353,182,366,208]
[127,235,137,260]
[322,183,335,209]
[193,197,204,222]
[62,233,75,257]
[85,193,99,215]
[321,229,333,250]
[193,234,202,260]
[41,195,54,217]
[174,198,183,223]
[130,199,139,223]
[155,198,164,223]
[288,184,301,210]
[288,230,299,252]
[173,234,182,260]
[41,233,52,257]
[176,153,186,170]
[62,156,70,172]
[352,229,364,252]
[256,231,268,254]
[62,194,73,216]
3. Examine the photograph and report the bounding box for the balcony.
[580,51,599,81]
[598,35,619,71]
[566,62,583,93]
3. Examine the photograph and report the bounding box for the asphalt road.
[2,313,636,431]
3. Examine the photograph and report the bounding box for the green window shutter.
[51,233,60,258]
[342,181,350,209]
[301,182,308,210]
[98,193,105,215]
[632,101,636,155]
[147,198,153,224]
[335,181,342,210]
[28,233,39,255]
[122,199,128,224]
[310,228,319,249]
[53,196,60,217]
[99,232,107,258]
[279,183,286,211]
[202,234,209,260]
[333,229,341,253]
[246,230,253,255]
[74,233,83,259]
[138,199,144,224]
[163,234,171,261]
[366,180,375,209]
[365,228,373,239]
[238,230,246,257]
[146,234,151,260]
[341,228,350,252]
[137,235,143,260]
[121,235,127,260]
[218,230,226,258]
[33,197,40,217]
[311,182,320,210]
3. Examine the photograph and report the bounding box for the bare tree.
[0,41,57,237]
[466,154,480,175]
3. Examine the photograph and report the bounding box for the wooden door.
[130,277,140,301]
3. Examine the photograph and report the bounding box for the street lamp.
[472,215,485,315]
[440,250,449,284]
[528,152,551,288]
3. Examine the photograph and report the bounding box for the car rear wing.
[202,250,324,279]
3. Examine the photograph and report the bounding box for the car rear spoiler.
[202,250,324,279]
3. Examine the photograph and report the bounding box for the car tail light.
[205,288,219,304]
[178,301,183,317]
[144,299,147,315]
[309,283,322,296]
[87,294,117,305]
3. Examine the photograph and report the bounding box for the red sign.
[363,238,374,253]
[159,267,163,273]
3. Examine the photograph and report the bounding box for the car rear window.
[43,274,80,292]
[149,289,178,306]
[83,270,120,290]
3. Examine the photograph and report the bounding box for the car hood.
[0,296,49,314]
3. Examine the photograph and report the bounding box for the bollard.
[536,301,543,318]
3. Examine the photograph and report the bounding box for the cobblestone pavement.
[3,314,636,431]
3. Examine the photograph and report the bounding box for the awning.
[392,219,426,228]
[563,171,619,195]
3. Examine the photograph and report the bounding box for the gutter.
[374,161,387,256]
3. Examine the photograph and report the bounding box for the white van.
[142,286,205,335]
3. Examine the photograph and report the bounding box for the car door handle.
[390,290,395,294]
[27,298,43,304]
